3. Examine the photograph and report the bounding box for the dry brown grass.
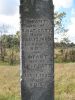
[55,63,75,100]
[0,65,21,100]
[0,63,75,100]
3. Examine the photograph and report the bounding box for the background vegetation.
[0,32,75,64]
[0,12,75,100]
[0,12,75,65]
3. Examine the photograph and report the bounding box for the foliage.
[0,32,20,65]
[55,48,75,63]
[0,33,20,49]
[54,12,69,43]
[54,12,68,34]
[0,12,75,64]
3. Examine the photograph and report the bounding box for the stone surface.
[20,0,54,100]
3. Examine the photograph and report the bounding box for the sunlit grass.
[55,63,75,100]
[0,65,21,100]
[0,63,75,100]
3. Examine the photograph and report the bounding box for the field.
[0,63,75,100]
[0,65,21,100]
[55,63,75,100]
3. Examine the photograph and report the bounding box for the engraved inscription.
[21,0,54,100]
[22,18,53,88]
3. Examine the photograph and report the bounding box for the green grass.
[0,63,75,100]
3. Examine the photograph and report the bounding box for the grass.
[0,65,21,100]
[0,63,75,100]
[55,63,75,100]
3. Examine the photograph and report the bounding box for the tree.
[0,24,9,62]
[14,31,20,50]
[54,12,68,42]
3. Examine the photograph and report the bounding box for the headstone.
[20,0,54,100]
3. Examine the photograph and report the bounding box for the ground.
[0,63,75,100]
[55,63,75,100]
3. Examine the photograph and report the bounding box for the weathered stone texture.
[20,0,54,100]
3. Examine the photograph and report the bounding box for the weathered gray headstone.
[20,0,54,100]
